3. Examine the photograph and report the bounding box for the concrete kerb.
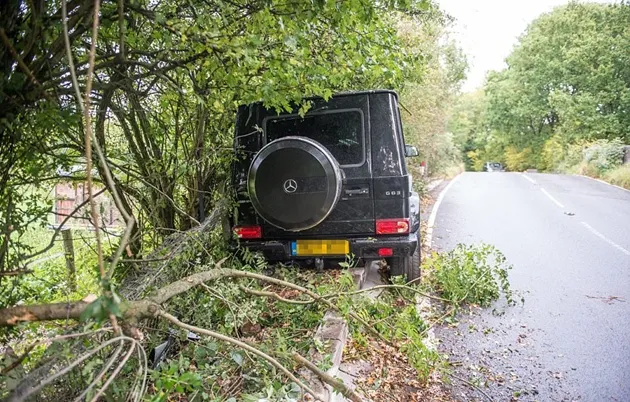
[302,266,368,401]
[426,178,444,192]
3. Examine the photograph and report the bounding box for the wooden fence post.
[61,228,76,292]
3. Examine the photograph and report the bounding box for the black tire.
[389,233,421,282]
[248,136,342,232]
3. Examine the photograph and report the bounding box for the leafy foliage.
[0,0,438,280]
[583,138,625,171]
[423,244,514,307]
[399,19,467,176]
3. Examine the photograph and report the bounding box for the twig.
[200,282,242,337]
[1,344,37,376]
[16,336,137,401]
[61,0,83,109]
[0,328,113,375]
[88,342,137,402]
[450,373,494,402]
[239,286,315,305]
[158,311,321,400]
[62,0,137,283]
[0,28,52,101]
[227,271,390,344]
[83,0,105,280]
[73,339,127,402]
[419,305,456,338]
[292,353,362,402]
[0,270,33,277]
[323,284,451,303]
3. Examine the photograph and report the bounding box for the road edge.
[572,173,630,194]
[425,173,462,249]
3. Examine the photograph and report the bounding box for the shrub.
[541,136,565,172]
[467,150,485,171]
[603,164,630,189]
[504,146,533,172]
[424,243,514,307]
[576,161,601,178]
[583,138,625,171]
[558,141,588,172]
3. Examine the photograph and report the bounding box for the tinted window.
[265,110,364,166]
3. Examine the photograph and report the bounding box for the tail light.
[376,218,409,235]
[233,225,262,239]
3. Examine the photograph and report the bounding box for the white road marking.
[580,221,630,257]
[426,174,461,248]
[521,173,537,184]
[540,188,565,209]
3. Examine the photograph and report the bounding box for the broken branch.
[158,311,321,400]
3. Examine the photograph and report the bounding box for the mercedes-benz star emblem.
[283,179,298,194]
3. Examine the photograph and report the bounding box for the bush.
[504,146,533,172]
[558,141,588,172]
[424,244,515,307]
[541,136,565,172]
[583,138,625,171]
[603,164,630,189]
[576,161,601,178]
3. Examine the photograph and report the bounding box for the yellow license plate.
[291,240,349,256]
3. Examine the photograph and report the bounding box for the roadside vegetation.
[0,0,495,400]
[448,2,630,187]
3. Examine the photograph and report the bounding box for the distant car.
[484,162,504,172]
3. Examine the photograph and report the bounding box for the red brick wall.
[54,182,122,227]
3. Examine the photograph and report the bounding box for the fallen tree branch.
[158,311,321,400]
[11,336,138,402]
[0,301,90,326]
[0,265,391,348]
[292,352,363,402]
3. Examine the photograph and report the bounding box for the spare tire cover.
[247,136,342,231]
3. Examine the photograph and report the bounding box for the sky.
[437,0,613,92]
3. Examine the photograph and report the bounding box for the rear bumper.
[238,232,419,261]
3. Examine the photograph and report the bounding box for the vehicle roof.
[244,89,398,108]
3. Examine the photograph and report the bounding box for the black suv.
[230,90,421,280]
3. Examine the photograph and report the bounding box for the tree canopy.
[450,2,630,171]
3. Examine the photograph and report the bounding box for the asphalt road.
[432,172,630,402]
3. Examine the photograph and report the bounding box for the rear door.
[261,94,375,239]
[369,92,411,224]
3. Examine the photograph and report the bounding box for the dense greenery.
[0,0,440,289]
[0,0,474,400]
[399,19,467,177]
[449,2,630,178]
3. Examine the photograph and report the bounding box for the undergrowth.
[2,240,519,401]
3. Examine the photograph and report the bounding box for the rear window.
[265,110,365,166]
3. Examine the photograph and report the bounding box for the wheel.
[247,136,342,231]
[388,233,421,282]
